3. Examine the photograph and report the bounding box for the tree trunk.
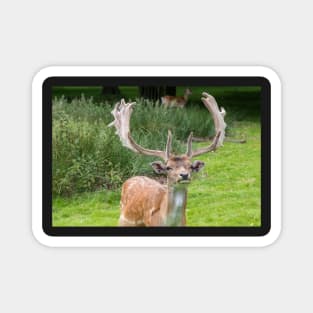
[139,86,176,100]
[165,86,176,96]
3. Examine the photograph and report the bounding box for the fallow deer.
[161,88,192,108]
[108,92,226,226]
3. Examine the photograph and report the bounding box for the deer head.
[108,92,226,186]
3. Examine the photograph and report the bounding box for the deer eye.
[166,166,173,171]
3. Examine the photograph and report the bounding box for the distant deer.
[161,88,192,108]
[108,92,226,226]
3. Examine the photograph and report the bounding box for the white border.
[32,66,281,247]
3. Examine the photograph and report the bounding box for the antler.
[109,94,225,161]
[108,99,172,161]
[186,92,226,157]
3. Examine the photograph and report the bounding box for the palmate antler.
[108,92,226,160]
[186,92,227,157]
[108,99,172,161]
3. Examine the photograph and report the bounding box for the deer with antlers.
[108,92,226,226]
[161,88,192,108]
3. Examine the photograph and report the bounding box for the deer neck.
[184,93,189,102]
[163,184,188,226]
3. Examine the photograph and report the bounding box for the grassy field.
[52,122,260,227]
[52,86,261,227]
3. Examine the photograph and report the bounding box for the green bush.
[52,96,219,196]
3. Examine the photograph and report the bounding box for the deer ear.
[151,161,167,174]
[191,160,205,172]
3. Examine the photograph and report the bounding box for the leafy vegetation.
[53,95,221,196]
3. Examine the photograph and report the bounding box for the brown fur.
[161,88,192,108]
[118,155,203,226]
[119,176,167,226]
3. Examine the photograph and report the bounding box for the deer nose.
[180,173,189,180]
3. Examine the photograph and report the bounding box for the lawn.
[52,120,260,227]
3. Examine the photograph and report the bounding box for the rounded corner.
[259,224,282,247]
[31,225,55,248]
[32,66,59,90]
[257,66,282,88]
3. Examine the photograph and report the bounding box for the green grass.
[53,191,120,226]
[53,120,260,227]
[186,121,260,226]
